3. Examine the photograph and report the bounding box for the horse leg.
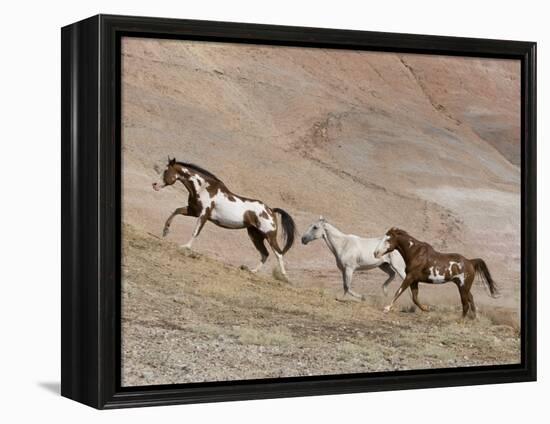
[384,275,414,312]
[342,267,365,300]
[467,291,477,319]
[378,262,396,296]
[246,227,269,272]
[273,251,286,276]
[181,211,209,249]
[410,282,429,312]
[163,206,192,237]
[265,231,287,276]
[465,272,477,318]
[457,285,470,318]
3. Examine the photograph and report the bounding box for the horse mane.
[388,227,409,237]
[390,227,429,251]
[389,227,422,244]
[176,161,222,182]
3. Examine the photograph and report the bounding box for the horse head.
[301,216,327,245]
[374,227,403,258]
[152,156,179,191]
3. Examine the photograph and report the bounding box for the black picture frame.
[61,14,537,409]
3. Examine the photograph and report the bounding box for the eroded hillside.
[121,38,520,308]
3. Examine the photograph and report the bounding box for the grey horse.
[301,217,406,300]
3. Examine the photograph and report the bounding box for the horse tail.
[273,208,296,254]
[471,258,500,298]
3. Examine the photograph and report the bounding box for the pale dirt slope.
[122,225,519,386]
[121,38,521,385]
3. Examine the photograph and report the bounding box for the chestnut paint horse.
[153,158,296,277]
[374,228,499,318]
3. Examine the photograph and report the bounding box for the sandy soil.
[122,225,520,386]
[120,38,521,385]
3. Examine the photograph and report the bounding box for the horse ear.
[319,215,325,222]
[168,156,176,166]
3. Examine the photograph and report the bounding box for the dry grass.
[121,224,520,386]
[235,326,294,346]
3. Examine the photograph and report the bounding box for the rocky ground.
[121,225,520,386]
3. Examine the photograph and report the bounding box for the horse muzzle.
[301,236,310,245]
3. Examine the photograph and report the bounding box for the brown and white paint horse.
[374,228,499,318]
[153,158,296,276]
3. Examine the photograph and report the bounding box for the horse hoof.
[383,305,392,313]
[421,305,430,312]
[179,245,195,255]
[162,228,169,237]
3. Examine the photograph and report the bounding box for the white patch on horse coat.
[209,190,275,232]
[448,261,461,271]
[447,261,464,286]
[176,166,275,233]
[428,262,464,285]
[428,266,446,283]
[409,241,414,247]
[189,174,206,191]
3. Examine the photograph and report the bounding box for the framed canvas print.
[61,14,536,409]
